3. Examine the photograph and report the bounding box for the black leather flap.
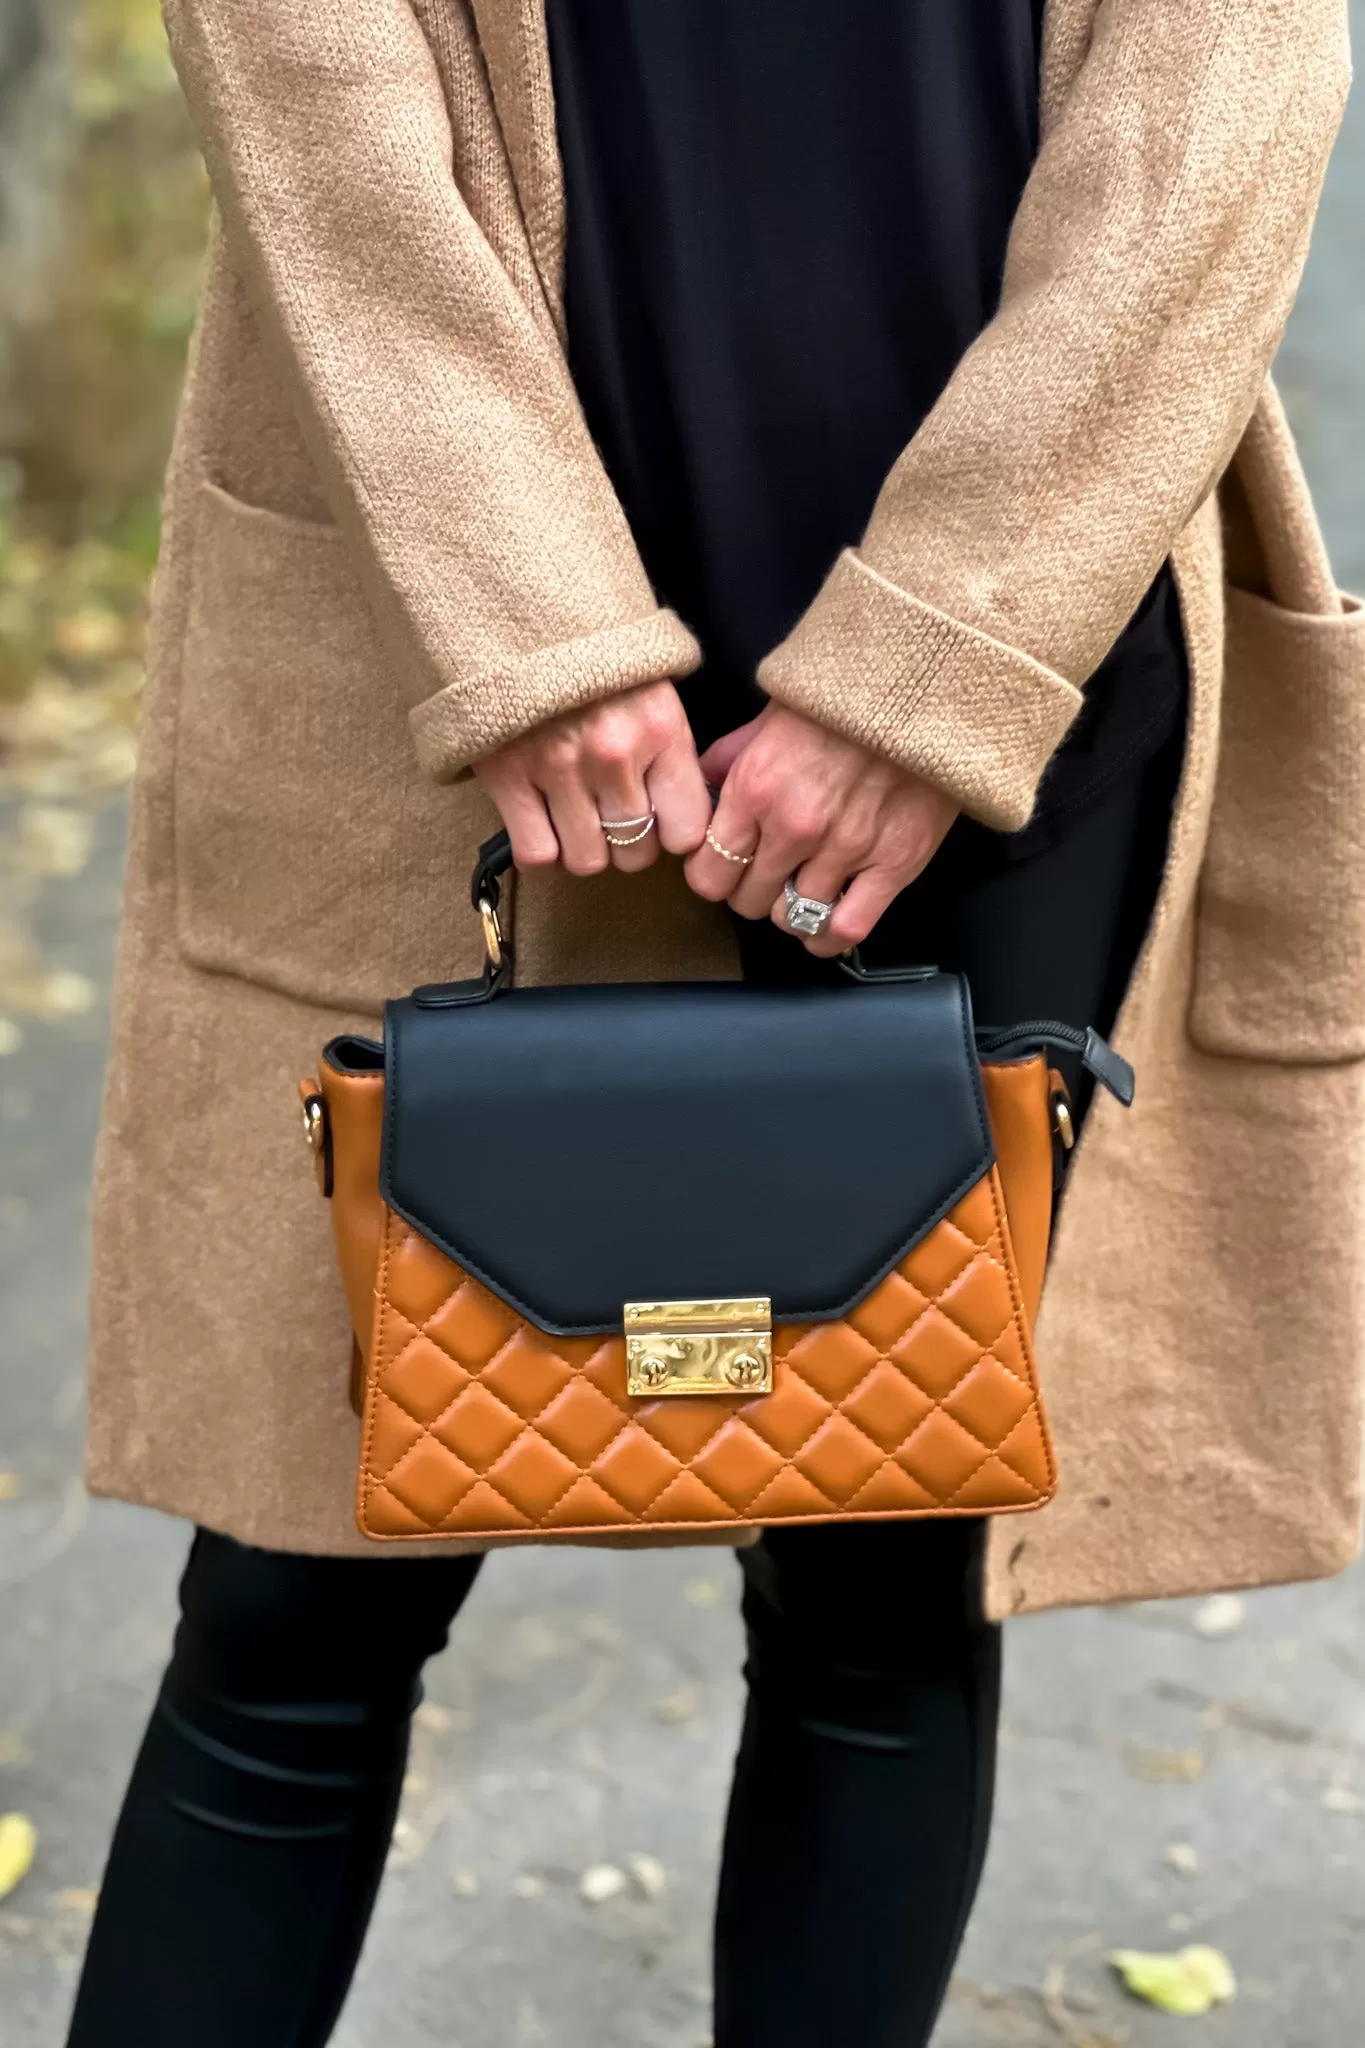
[380,976,991,1336]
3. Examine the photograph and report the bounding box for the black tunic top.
[547,0,1186,853]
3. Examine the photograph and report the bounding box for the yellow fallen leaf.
[1128,1743,1206,1783]
[0,1474,21,1500]
[1110,1944,1236,2016]
[0,1814,37,1902]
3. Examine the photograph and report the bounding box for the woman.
[71,2,1361,2044]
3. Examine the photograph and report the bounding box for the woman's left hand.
[684,704,959,957]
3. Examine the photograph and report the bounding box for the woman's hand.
[474,680,711,875]
[684,704,959,957]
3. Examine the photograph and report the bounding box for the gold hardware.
[301,1096,325,1154]
[1050,1088,1075,1153]
[625,1298,773,1398]
[478,895,504,973]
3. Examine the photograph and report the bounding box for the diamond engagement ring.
[783,878,836,938]
[601,811,656,847]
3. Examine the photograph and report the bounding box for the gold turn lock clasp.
[624,1298,773,1398]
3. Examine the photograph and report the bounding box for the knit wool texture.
[86,0,1364,1617]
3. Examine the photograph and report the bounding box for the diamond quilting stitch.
[741,1373,833,1458]
[888,1304,984,1401]
[839,1360,936,1451]
[982,1405,1053,1494]
[534,1378,629,1466]
[793,1413,887,1504]
[423,1271,522,1371]
[378,1433,479,1526]
[384,1227,475,1327]
[690,1422,788,1514]
[361,1166,1051,1536]
[933,1249,1015,1351]
[589,1427,684,1515]
[378,1330,472,1427]
[942,1353,1037,1447]
[366,1388,428,1484]
[895,1407,994,1500]
[846,1269,927,1352]
[481,1432,582,1522]
[479,1331,579,1420]
[899,1217,982,1299]
[783,1319,881,1404]
[430,1382,524,1472]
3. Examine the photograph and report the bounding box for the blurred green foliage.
[1,0,207,710]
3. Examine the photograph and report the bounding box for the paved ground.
[3,36,1365,2048]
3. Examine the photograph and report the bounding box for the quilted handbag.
[301,834,1134,1543]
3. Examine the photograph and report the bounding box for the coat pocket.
[173,479,492,1013]
[1189,586,1365,1061]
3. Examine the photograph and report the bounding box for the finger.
[728,795,825,919]
[542,773,610,877]
[783,827,872,919]
[647,730,712,857]
[588,754,658,872]
[477,769,559,872]
[804,866,907,959]
[698,715,765,789]
[684,783,762,904]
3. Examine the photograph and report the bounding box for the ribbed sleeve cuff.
[758,550,1083,833]
[410,609,703,782]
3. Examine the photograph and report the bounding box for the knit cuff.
[758,550,1083,833]
[410,609,703,782]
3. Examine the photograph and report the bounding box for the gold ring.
[705,828,754,867]
[478,895,505,970]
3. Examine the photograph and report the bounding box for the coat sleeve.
[160,0,699,781]
[758,0,1352,831]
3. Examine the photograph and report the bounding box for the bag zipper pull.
[974,1021,1135,1107]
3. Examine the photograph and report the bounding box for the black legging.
[67,727,1181,2048]
[65,1516,996,2048]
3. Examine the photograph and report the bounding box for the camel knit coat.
[88,0,1365,1619]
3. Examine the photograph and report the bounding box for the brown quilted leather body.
[309,1055,1061,1542]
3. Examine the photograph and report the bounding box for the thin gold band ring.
[706,827,754,867]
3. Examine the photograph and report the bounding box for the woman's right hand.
[474,679,712,875]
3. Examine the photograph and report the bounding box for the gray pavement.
[3,34,1365,2048]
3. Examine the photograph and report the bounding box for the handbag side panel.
[314,1063,386,1380]
[980,1054,1057,1328]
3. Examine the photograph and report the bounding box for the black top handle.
[446,831,1133,1104]
[471,829,516,914]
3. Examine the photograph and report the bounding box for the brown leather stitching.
[357,1159,1056,1541]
